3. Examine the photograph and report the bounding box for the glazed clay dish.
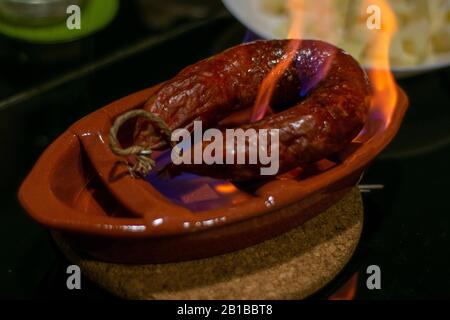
[18,41,409,264]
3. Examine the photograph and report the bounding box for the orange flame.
[286,0,305,39]
[250,0,304,122]
[251,0,398,130]
[365,0,398,128]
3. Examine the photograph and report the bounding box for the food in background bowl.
[261,0,450,68]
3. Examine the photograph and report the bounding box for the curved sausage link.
[135,40,371,180]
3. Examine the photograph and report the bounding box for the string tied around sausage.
[109,109,174,178]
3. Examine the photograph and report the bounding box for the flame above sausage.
[251,0,399,128]
[364,0,398,128]
[250,0,304,122]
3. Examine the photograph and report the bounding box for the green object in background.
[0,0,119,44]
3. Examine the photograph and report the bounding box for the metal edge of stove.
[0,11,231,114]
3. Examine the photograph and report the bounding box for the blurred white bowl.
[222,0,450,78]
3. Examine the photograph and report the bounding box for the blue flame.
[145,150,249,212]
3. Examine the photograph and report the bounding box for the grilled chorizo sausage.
[131,40,371,180]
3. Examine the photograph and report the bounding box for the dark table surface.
[0,0,449,300]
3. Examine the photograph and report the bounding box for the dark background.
[0,0,449,299]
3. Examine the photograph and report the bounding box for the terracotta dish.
[18,84,408,264]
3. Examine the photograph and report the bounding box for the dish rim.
[18,84,409,238]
